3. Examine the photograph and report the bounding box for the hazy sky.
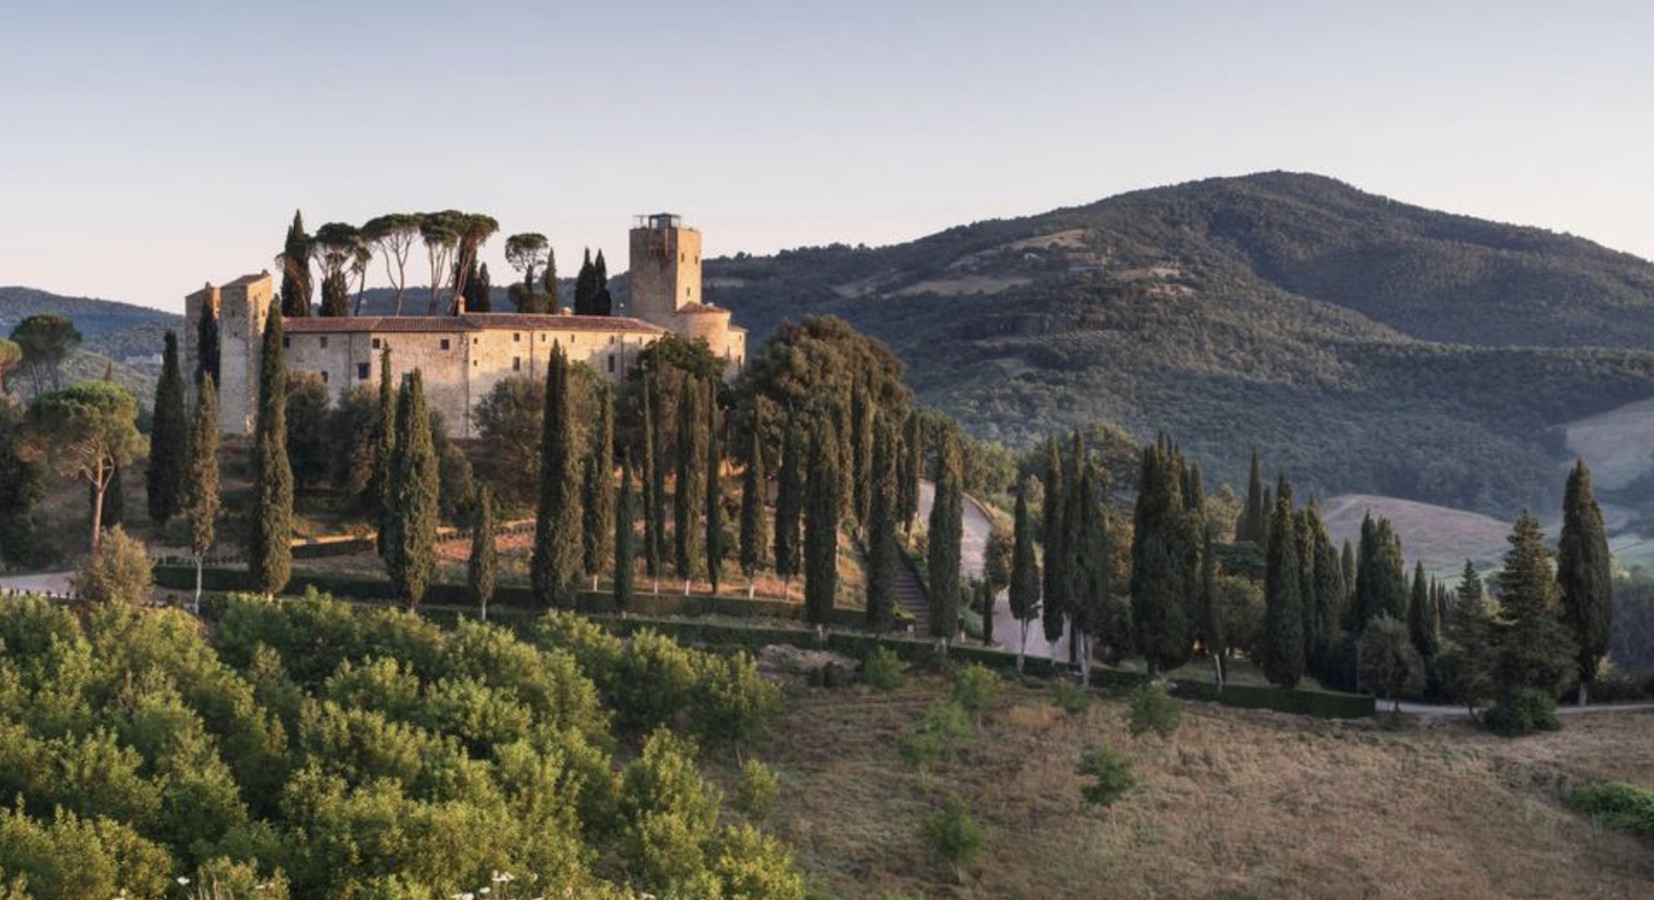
[3,0,1650,313]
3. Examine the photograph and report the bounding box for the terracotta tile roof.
[186,273,270,298]
[285,313,666,334]
[674,303,730,315]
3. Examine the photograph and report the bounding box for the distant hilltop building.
[185,213,745,437]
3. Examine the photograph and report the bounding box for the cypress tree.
[249,307,292,596]
[614,456,636,611]
[593,249,613,316]
[1440,559,1496,713]
[182,374,220,614]
[1297,505,1319,667]
[773,409,805,598]
[705,380,724,594]
[1040,436,1067,646]
[1407,559,1439,664]
[531,344,582,607]
[1061,432,1089,665]
[320,271,350,317]
[471,261,493,312]
[850,385,874,531]
[1238,444,1266,545]
[865,414,899,633]
[1557,459,1612,703]
[1493,511,1577,697]
[1312,520,1345,678]
[1008,478,1042,670]
[1070,463,1110,685]
[278,211,312,318]
[145,330,187,524]
[804,414,841,626]
[1341,539,1358,606]
[373,347,396,557]
[542,247,560,309]
[468,485,497,621]
[574,249,597,315]
[739,405,770,599]
[927,434,963,643]
[674,376,705,593]
[1130,440,1196,674]
[1261,475,1305,688]
[386,371,439,609]
[898,411,923,537]
[195,299,220,386]
[1353,514,1406,631]
[582,386,615,591]
[640,373,663,592]
[1200,528,1226,687]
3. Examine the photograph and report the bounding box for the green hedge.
[1172,680,1375,719]
[152,564,866,628]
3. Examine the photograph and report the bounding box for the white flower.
[177,877,191,886]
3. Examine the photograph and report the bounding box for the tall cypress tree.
[739,405,770,599]
[1008,478,1042,670]
[278,211,312,318]
[1493,511,1577,697]
[182,374,220,614]
[1130,440,1196,675]
[471,262,493,312]
[593,249,613,316]
[1407,559,1439,664]
[249,307,292,596]
[614,456,636,611]
[574,249,597,315]
[1558,459,1612,703]
[146,330,187,524]
[1040,436,1067,646]
[1297,504,1320,668]
[386,371,439,609]
[582,387,615,591]
[705,380,724,594]
[1199,528,1225,687]
[773,409,805,598]
[640,373,663,592]
[897,411,923,537]
[1061,432,1089,665]
[320,271,350,317]
[531,344,582,607]
[373,347,396,557]
[195,299,220,386]
[469,485,497,621]
[1238,445,1266,544]
[1311,519,1345,678]
[850,385,874,531]
[927,434,963,643]
[1342,539,1358,606]
[674,376,705,593]
[804,414,841,626]
[1261,475,1305,688]
[865,414,899,633]
[1353,514,1406,631]
[1070,463,1110,685]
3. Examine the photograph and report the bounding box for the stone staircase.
[894,550,931,636]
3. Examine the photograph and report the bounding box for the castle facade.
[185,214,745,437]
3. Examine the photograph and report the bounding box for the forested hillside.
[703,172,1654,516]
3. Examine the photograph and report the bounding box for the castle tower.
[627,213,702,327]
[184,272,274,436]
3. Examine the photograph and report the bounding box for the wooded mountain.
[703,172,1654,517]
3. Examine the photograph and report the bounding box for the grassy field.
[739,675,1654,900]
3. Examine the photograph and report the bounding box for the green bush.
[919,795,986,879]
[1127,684,1181,740]
[950,663,1002,714]
[1570,781,1654,840]
[809,661,852,689]
[1483,688,1562,737]
[1050,681,1091,715]
[899,700,972,767]
[862,647,905,692]
[735,758,780,821]
[1077,747,1135,807]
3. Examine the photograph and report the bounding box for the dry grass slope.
[749,678,1654,899]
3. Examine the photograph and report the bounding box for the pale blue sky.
[2,0,1650,312]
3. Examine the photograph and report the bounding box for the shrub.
[950,663,1001,714]
[1483,688,1562,737]
[1050,681,1091,715]
[862,647,904,692]
[899,700,971,768]
[735,759,780,821]
[919,795,985,880]
[809,661,851,689]
[74,526,153,606]
[1127,684,1181,740]
[1570,781,1654,840]
[1077,747,1135,807]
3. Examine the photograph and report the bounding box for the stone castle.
[185,214,745,438]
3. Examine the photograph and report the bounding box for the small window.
[607,355,616,373]
[513,357,521,372]
[686,287,692,298]
[569,334,575,344]
[540,334,546,342]
[680,252,685,262]
[320,371,329,384]
[608,335,615,345]
[372,338,381,349]
[357,363,370,380]
[440,338,451,351]
[282,336,290,348]
[319,336,329,349]
[513,332,521,342]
